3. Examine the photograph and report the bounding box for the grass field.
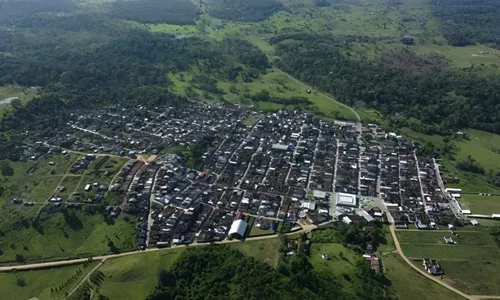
[0,210,137,263]
[459,194,500,214]
[98,249,185,299]
[397,228,500,295]
[229,238,283,266]
[0,262,99,300]
[0,153,80,205]
[309,243,360,293]
[455,130,500,172]
[383,253,464,300]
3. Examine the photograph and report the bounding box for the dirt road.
[389,225,472,300]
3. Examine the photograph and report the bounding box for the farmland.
[397,228,500,295]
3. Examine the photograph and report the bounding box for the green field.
[0,262,99,300]
[168,68,359,121]
[397,230,495,246]
[98,249,185,299]
[455,130,500,172]
[383,253,464,300]
[0,153,80,205]
[397,229,500,295]
[0,210,136,263]
[309,243,361,293]
[229,238,282,266]
[459,194,500,215]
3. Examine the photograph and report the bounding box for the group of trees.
[206,0,284,22]
[455,155,485,174]
[270,33,500,135]
[432,0,500,47]
[311,220,386,250]
[147,245,388,300]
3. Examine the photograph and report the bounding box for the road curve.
[389,225,472,300]
[0,226,313,272]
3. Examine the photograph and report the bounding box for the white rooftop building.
[336,192,358,207]
[228,219,247,238]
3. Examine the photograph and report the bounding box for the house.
[423,258,444,275]
[84,184,91,191]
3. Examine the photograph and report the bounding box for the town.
[8,101,479,275]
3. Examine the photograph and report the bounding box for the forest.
[432,0,500,47]
[270,33,500,135]
[205,0,284,22]
[146,245,387,300]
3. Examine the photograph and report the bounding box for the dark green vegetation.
[206,0,284,22]
[397,226,500,295]
[110,0,201,25]
[273,33,500,135]
[433,0,500,47]
[147,243,387,300]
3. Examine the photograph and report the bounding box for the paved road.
[0,225,315,272]
[389,225,472,300]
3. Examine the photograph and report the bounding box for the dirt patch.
[380,48,449,75]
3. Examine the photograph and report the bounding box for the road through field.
[390,225,473,300]
[0,225,315,272]
[277,69,361,123]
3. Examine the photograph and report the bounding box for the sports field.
[397,229,500,295]
[459,194,500,215]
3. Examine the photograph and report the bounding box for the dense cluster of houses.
[13,101,462,258]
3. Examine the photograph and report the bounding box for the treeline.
[270,33,500,135]
[0,16,269,160]
[146,245,387,300]
[206,0,284,22]
[109,0,201,25]
[432,0,500,47]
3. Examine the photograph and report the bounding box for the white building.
[228,219,248,239]
[336,192,358,207]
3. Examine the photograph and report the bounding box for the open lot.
[460,194,500,215]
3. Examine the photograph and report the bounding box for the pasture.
[0,209,136,264]
[383,253,464,300]
[459,194,500,215]
[0,262,99,300]
[98,249,185,299]
[398,228,500,295]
